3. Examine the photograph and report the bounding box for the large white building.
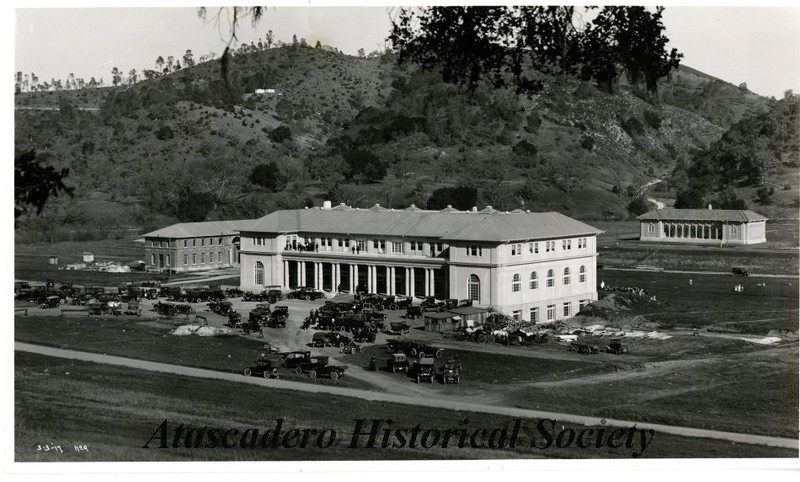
[237,203,602,323]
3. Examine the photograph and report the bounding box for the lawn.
[15,352,797,461]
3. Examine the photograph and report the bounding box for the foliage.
[626,196,651,217]
[426,186,478,210]
[580,136,595,151]
[674,188,705,209]
[389,6,682,95]
[14,150,74,219]
[643,109,662,129]
[249,162,286,191]
[621,117,645,137]
[269,125,292,143]
[342,149,386,184]
[176,188,214,222]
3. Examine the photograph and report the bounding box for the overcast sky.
[11,2,800,99]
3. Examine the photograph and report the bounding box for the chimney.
[708,204,712,210]
[472,206,477,212]
[322,200,332,209]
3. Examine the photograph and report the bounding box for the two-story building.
[142,220,250,272]
[237,202,602,322]
[637,208,767,245]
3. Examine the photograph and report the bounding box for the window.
[511,243,522,256]
[321,238,332,251]
[183,240,187,248]
[529,242,539,254]
[648,224,655,234]
[529,272,538,289]
[410,241,423,253]
[512,273,521,292]
[373,239,385,253]
[392,242,404,254]
[218,251,223,262]
[546,305,555,321]
[209,238,214,246]
[563,267,571,285]
[356,240,367,252]
[219,237,223,245]
[201,238,205,247]
[563,302,571,317]
[466,245,482,256]
[731,225,738,235]
[192,254,197,265]
[468,275,480,303]
[434,242,443,252]
[201,253,206,264]
[562,239,571,250]
[579,265,586,283]
[192,239,196,247]
[512,310,522,320]
[546,269,555,287]
[545,241,555,252]
[254,261,264,285]
[529,307,539,323]
[183,254,188,265]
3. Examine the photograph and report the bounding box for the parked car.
[293,356,347,380]
[287,287,326,301]
[311,332,352,348]
[386,353,410,373]
[385,321,411,335]
[388,339,444,359]
[39,295,62,309]
[409,358,436,383]
[732,266,751,277]
[279,351,312,369]
[208,300,235,316]
[242,291,267,302]
[441,358,461,384]
[243,354,282,379]
[266,289,284,303]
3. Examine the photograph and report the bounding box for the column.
[283,261,289,288]
[430,269,435,298]
[404,268,410,296]
[371,266,378,293]
[389,266,395,295]
[423,268,430,296]
[299,261,306,287]
[332,263,339,292]
[350,264,356,292]
[367,265,373,293]
[409,268,415,297]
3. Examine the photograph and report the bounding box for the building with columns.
[238,202,602,322]
[637,208,767,245]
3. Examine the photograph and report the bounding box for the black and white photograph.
[8,0,800,474]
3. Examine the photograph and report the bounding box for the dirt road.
[15,341,798,451]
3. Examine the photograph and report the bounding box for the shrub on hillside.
[621,117,644,137]
[154,125,174,140]
[643,109,662,129]
[525,110,542,134]
[426,186,478,210]
[580,136,595,151]
[269,125,292,143]
[627,196,651,217]
[249,162,287,192]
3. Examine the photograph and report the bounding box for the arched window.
[512,273,521,292]
[529,271,538,290]
[468,275,480,303]
[563,267,571,285]
[546,269,555,287]
[579,265,586,283]
[254,261,265,285]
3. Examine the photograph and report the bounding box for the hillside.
[13,45,790,242]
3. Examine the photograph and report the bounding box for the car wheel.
[339,342,345,348]
[416,377,420,383]
[309,370,317,379]
[419,352,426,359]
[294,367,303,375]
[435,349,444,358]
[244,368,252,376]
[392,366,396,373]
[330,371,339,381]
[410,348,418,356]
[272,369,280,379]
[262,370,271,379]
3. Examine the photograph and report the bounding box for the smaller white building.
[637,208,767,245]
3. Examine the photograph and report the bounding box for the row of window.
[149,237,226,248]
[281,234,445,256]
[152,251,225,266]
[511,300,590,322]
[510,238,589,256]
[511,266,587,292]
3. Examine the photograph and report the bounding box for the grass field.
[15,352,797,461]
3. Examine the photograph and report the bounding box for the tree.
[674,188,705,209]
[358,48,366,58]
[249,162,286,191]
[111,67,122,86]
[389,6,681,95]
[292,34,299,48]
[626,196,651,217]
[183,49,195,68]
[315,40,322,49]
[426,186,478,210]
[176,188,214,222]
[269,125,292,143]
[127,69,138,85]
[342,149,386,184]
[15,150,74,219]
[155,56,165,73]
[265,30,274,48]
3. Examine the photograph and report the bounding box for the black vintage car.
[39,295,62,309]
[386,353,410,373]
[208,300,235,316]
[225,288,244,298]
[388,339,444,359]
[287,287,326,301]
[242,291,267,302]
[385,321,411,335]
[311,332,352,348]
[279,351,312,369]
[243,354,282,379]
[409,358,436,383]
[266,289,284,303]
[293,356,346,380]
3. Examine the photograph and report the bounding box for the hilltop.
[14,45,794,242]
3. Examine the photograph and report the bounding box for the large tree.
[389,6,682,95]
[14,150,74,220]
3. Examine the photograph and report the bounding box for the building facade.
[238,203,602,322]
[142,220,249,272]
[637,208,767,245]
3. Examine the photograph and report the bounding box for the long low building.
[637,208,767,245]
[237,202,603,322]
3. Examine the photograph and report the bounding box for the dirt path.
[15,342,798,450]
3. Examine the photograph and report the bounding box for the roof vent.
[708,204,712,210]
[323,200,332,209]
[472,206,478,212]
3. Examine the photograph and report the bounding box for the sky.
[10,3,800,98]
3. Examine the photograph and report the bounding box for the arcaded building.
[237,203,602,322]
[142,220,250,272]
[637,208,767,245]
